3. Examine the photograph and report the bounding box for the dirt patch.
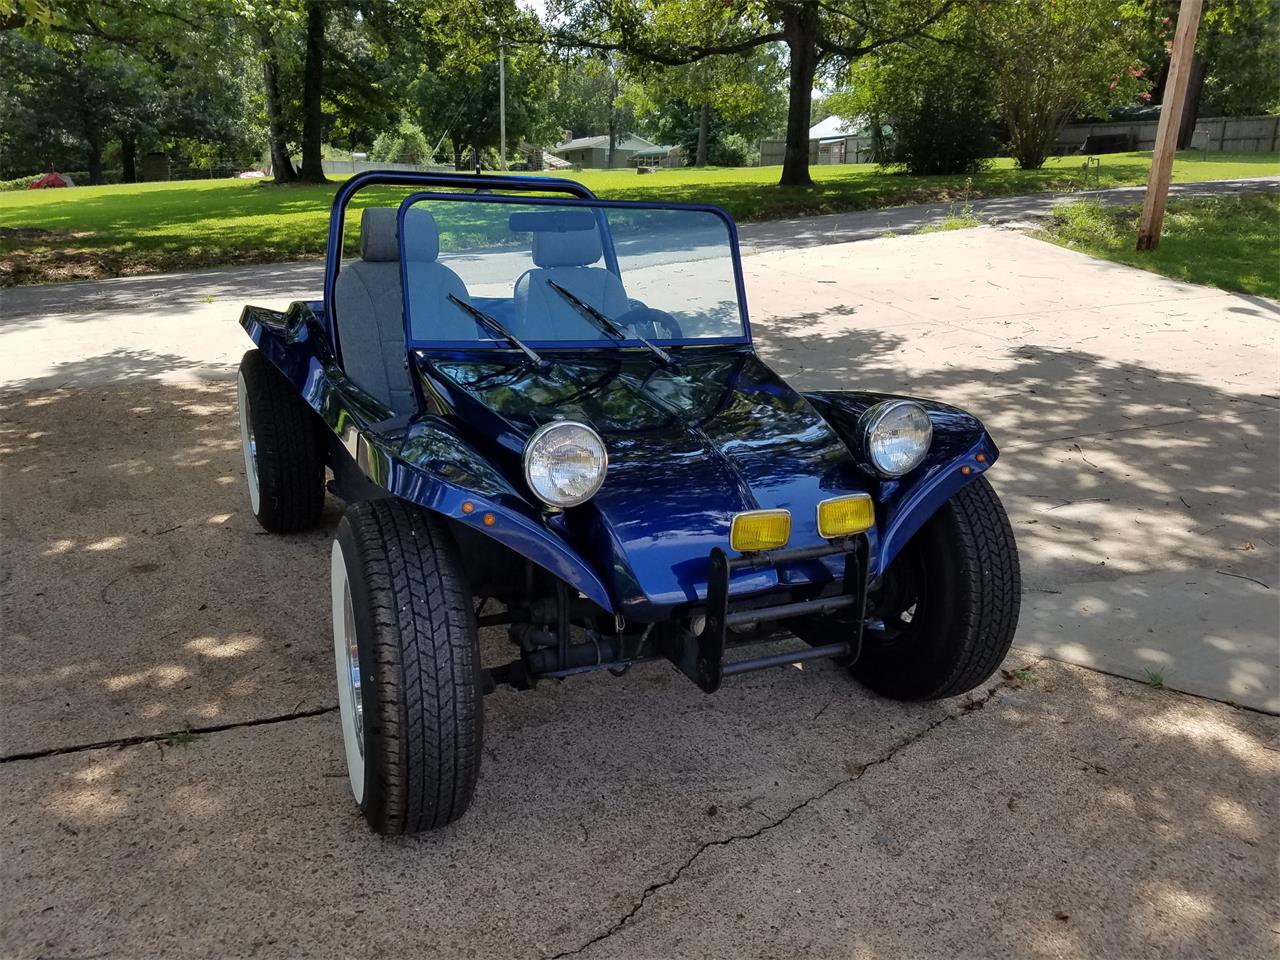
[0,232,322,286]
[0,226,92,244]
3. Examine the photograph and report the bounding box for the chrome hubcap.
[237,372,261,514]
[331,540,366,804]
[342,580,363,750]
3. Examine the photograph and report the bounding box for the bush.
[370,121,432,165]
[707,133,758,167]
[883,70,996,175]
[832,20,997,175]
[863,44,995,175]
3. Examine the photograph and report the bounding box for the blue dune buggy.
[236,171,1020,834]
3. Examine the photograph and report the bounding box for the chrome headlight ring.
[522,420,609,508]
[858,399,933,478]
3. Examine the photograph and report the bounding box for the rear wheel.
[332,500,483,834]
[794,477,1020,700]
[237,349,324,533]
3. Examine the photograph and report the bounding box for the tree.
[627,46,786,166]
[1135,0,1279,125]
[830,12,996,174]
[0,5,259,182]
[546,55,622,140]
[1197,0,1280,115]
[544,0,961,186]
[1,0,259,181]
[297,0,325,181]
[411,43,557,168]
[370,119,431,164]
[985,0,1149,169]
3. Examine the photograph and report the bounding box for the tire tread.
[239,350,324,533]
[929,475,1022,698]
[342,500,481,834]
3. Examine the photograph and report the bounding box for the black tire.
[794,476,1020,701]
[237,349,324,533]
[332,500,483,834]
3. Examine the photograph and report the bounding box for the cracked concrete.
[548,680,1009,959]
[2,655,1274,959]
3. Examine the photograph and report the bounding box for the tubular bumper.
[674,537,869,693]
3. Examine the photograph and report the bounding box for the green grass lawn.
[1,150,1276,285]
[1040,193,1280,299]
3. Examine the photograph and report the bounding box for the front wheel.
[794,476,1020,701]
[331,500,483,834]
[237,349,324,533]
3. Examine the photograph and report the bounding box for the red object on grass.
[28,172,72,189]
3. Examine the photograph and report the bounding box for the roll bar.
[323,170,600,357]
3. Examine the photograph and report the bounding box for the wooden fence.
[758,115,1277,167]
[758,136,877,167]
[1054,115,1279,154]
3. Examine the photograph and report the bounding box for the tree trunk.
[695,103,709,167]
[85,122,103,184]
[607,64,619,168]
[259,27,296,182]
[297,1,327,183]
[780,4,819,187]
[121,129,137,183]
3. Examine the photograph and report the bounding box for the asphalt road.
[736,174,1280,251]
[1,216,1277,959]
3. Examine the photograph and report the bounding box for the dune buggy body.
[236,171,1019,833]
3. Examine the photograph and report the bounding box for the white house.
[548,133,679,169]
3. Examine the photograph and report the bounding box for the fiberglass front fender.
[240,303,615,614]
[803,391,999,578]
[386,418,615,613]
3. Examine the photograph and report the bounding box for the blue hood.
[418,347,878,614]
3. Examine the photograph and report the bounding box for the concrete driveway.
[1,227,1276,959]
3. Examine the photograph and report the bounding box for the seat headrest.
[403,206,441,263]
[359,207,399,262]
[358,206,442,263]
[532,226,604,268]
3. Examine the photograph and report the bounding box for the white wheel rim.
[237,371,261,515]
[331,540,366,804]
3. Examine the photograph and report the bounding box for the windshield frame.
[395,191,753,351]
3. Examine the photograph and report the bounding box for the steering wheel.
[617,305,684,341]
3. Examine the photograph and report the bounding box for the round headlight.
[523,420,608,507]
[860,400,932,477]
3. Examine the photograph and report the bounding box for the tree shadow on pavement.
[0,326,1276,957]
[0,262,323,330]
[1,348,223,390]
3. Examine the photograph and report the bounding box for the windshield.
[397,194,748,349]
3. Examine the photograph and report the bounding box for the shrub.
[707,133,757,167]
[839,36,996,176]
[370,121,432,165]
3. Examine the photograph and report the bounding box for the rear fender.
[240,304,614,612]
[804,391,998,578]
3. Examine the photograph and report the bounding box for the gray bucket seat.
[513,224,629,340]
[333,206,474,414]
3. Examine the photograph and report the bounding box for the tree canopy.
[0,0,1275,186]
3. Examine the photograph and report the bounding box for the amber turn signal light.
[730,509,791,552]
[817,494,875,538]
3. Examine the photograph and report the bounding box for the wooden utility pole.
[1136,0,1204,250]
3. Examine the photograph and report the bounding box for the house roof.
[630,144,679,157]
[549,134,660,154]
[808,115,856,140]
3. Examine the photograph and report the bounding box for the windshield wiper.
[546,280,675,367]
[447,294,548,369]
